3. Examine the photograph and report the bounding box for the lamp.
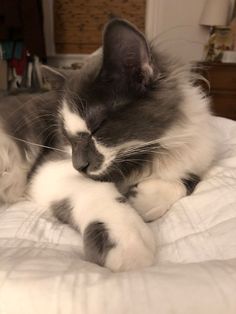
[200,0,232,61]
[200,0,230,27]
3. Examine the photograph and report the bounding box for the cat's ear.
[41,65,72,90]
[101,19,153,94]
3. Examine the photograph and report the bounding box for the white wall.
[44,0,235,63]
[146,0,235,63]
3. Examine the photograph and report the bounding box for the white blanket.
[0,117,236,314]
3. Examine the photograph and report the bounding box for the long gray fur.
[51,198,73,224]
[84,221,115,266]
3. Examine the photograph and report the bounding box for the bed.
[0,116,236,314]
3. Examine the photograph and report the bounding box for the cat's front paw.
[128,179,186,222]
[84,214,155,272]
[105,219,155,272]
[127,180,170,222]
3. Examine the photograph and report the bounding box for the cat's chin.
[83,163,146,185]
[78,167,127,183]
[84,172,121,183]
[73,167,114,182]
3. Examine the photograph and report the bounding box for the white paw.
[128,179,186,222]
[84,210,156,272]
[105,216,156,272]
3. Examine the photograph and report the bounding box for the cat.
[0,19,216,271]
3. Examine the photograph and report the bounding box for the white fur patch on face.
[89,139,117,176]
[61,100,89,135]
[89,139,146,176]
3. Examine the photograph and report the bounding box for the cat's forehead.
[66,51,103,95]
[60,99,89,136]
[61,52,107,137]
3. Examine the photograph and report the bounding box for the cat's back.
[0,91,58,127]
[0,91,59,204]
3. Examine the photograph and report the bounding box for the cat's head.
[45,19,182,183]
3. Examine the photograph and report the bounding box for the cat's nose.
[71,135,104,175]
[77,161,89,173]
[73,156,89,173]
[72,150,90,173]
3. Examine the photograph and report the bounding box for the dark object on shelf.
[0,60,7,90]
[197,62,236,120]
[0,0,46,58]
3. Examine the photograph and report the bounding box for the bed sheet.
[0,117,236,314]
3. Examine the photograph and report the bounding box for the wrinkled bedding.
[0,117,236,314]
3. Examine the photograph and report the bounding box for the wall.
[54,0,146,54]
[146,0,235,63]
[44,0,235,64]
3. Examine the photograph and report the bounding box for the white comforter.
[0,117,236,314]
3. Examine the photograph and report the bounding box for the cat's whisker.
[121,141,188,156]
[118,133,193,156]
[5,96,58,126]
[116,158,153,165]
[9,135,68,153]
[119,146,161,157]
[65,88,88,116]
[117,150,170,161]
[36,126,58,146]
[109,163,126,181]
[13,111,59,133]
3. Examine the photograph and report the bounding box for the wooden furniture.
[54,0,146,54]
[198,62,236,120]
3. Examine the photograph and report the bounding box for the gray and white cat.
[0,19,216,271]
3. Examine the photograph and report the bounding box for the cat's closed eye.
[90,117,107,135]
[86,107,108,135]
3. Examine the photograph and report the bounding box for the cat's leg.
[128,176,199,222]
[28,159,155,272]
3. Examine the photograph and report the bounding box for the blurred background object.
[54,0,145,54]
[0,0,236,92]
[199,0,233,61]
[197,0,236,120]
[0,0,46,91]
[200,0,230,27]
